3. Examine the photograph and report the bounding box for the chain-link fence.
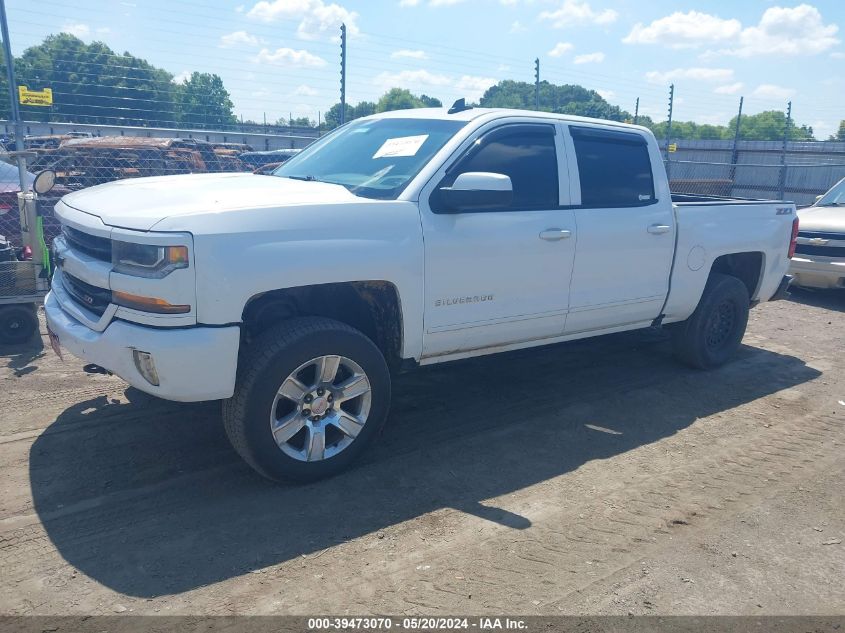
[666,159,845,206]
[3,140,845,250]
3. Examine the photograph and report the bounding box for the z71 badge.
[775,207,793,215]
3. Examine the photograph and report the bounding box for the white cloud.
[391,49,428,59]
[548,42,573,57]
[596,89,615,101]
[429,0,466,5]
[62,22,91,38]
[219,30,260,48]
[399,0,420,5]
[623,11,741,48]
[247,0,359,40]
[831,51,845,59]
[254,47,327,67]
[574,52,605,64]
[374,69,453,89]
[455,75,497,101]
[626,4,840,57]
[645,67,735,84]
[752,84,796,100]
[714,4,840,57]
[174,70,192,83]
[539,0,618,28]
[714,82,744,95]
[510,20,527,33]
[294,84,318,96]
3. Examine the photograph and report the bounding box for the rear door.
[563,125,675,333]
[418,121,577,357]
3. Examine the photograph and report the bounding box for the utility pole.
[665,84,674,156]
[0,0,27,194]
[633,97,639,125]
[778,100,792,201]
[729,96,743,191]
[340,23,347,125]
[665,84,674,181]
[534,58,540,110]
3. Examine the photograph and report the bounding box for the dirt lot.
[1,290,844,616]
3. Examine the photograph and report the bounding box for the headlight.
[112,241,189,278]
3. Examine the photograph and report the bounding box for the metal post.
[778,101,792,201]
[339,23,347,125]
[0,0,28,194]
[633,97,639,125]
[729,96,743,191]
[534,58,540,110]
[665,84,674,181]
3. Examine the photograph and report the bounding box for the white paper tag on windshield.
[373,134,429,159]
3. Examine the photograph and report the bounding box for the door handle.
[539,229,572,241]
[647,224,672,235]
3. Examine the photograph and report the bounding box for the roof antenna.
[448,98,473,114]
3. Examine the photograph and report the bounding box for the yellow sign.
[18,86,53,106]
[668,143,678,153]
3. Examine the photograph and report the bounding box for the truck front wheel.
[671,273,750,369]
[223,317,391,483]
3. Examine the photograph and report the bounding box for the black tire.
[671,273,750,369]
[0,304,38,345]
[222,317,391,483]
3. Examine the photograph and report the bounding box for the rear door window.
[571,127,655,208]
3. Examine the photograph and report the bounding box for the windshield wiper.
[285,174,319,182]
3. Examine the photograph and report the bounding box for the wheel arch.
[241,281,405,372]
[708,251,765,300]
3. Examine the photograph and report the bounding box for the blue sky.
[6,0,844,137]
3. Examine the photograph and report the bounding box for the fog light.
[132,350,160,386]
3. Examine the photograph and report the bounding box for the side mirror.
[33,169,57,195]
[439,172,513,212]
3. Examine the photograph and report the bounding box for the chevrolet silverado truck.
[45,106,798,482]
[790,176,845,289]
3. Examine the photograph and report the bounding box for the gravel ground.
[1,289,843,616]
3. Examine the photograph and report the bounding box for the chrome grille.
[795,231,845,258]
[62,271,112,316]
[62,225,112,262]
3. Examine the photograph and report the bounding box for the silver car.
[790,176,845,289]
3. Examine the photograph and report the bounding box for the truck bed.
[671,193,789,205]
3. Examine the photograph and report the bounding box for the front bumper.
[789,256,845,290]
[45,289,241,402]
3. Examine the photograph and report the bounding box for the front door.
[419,122,577,358]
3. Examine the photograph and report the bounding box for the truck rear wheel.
[223,317,391,483]
[0,304,39,345]
[671,273,750,369]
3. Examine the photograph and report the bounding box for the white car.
[790,176,845,289]
[45,106,797,482]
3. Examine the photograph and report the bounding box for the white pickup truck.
[45,106,798,482]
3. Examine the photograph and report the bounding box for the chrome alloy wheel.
[270,355,372,462]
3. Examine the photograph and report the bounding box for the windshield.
[817,177,845,206]
[273,118,467,199]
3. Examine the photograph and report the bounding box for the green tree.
[479,80,630,122]
[376,88,425,112]
[725,110,815,141]
[419,94,442,107]
[832,120,845,141]
[11,33,177,126]
[176,72,235,129]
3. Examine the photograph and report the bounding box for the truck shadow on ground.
[29,328,820,598]
[789,287,845,312]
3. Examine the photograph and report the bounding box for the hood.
[797,204,845,234]
[60,172,358,231]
